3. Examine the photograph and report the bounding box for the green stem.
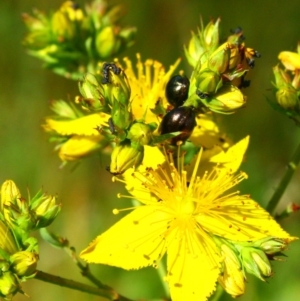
[64,246,108,289]
[34,270,120,300]
[266,141,300,214]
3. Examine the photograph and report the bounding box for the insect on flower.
[165,75,190,107]
[101,62,122,84]
[159,106,196,144]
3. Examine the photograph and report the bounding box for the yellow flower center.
[114,147,247,237]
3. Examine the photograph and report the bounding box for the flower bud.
[10,251,38,277]
[272,65,291,88]
[111,101,132,131]
[276,87,298,109]
[103,64,131,106]
[184,32,206,67]
[184,18,220,67]
[208,44,231,73]
[240,247,272,281]
[32,194,61,229]
[253,237,289,255]
[278,51,300,71]
[96,26,118,58]
[196,69,222,97]
[127,123,153,145]
[218,244,245,298]
[78,73,102,102]
[200,85,245,114]
[0,271,20,297]
[203,18,220,48]
[109,142,144,175]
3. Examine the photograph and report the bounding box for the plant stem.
[34,270,132,301]
[64,246,108,289]
[266,141,300,214]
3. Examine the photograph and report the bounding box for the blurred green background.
[1,0,300,300]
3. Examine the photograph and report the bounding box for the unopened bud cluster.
[184,22,260,114]
[22,0,136,79]
[0,180,60,298]
[215,236,290,298]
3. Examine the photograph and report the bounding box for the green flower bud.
[0,271,20,297]
[203,18,220,49]
[77,73,111,111]
[79,73,101,100]
[196,69,222,96]
[96,26,118,58]
[127,123,153,145]
[240,247,272,281]
[184,32,206,67]
[276,87,298,109]
[30,192,61,229]
[273,65,291,88]
[103,65,131,106]
[202,85,245,114]
[184,18,220,67]
[10,251,38,277]
[111,101,132,131]
[208,44,230,73]
[253,237,289,255]
[109,142,144,175]
[35,196,61,229]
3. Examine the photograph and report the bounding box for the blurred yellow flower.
[278,51,300,71]
[80,138,295,301]
[43,111,110,163]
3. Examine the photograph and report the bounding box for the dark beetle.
[165,75,190,107]
[159,106,196,145]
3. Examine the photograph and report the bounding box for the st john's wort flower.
[80,139,296,301]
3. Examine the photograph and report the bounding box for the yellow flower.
[43,112,110,162]
[278,51,300,71]
[116,53,181,123]
[80,139,295,301]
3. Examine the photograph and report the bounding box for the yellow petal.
[123,146,166,203]
[196,196,296,242]
[80,206,173,269]
[210,135,249,173]
[190,114,231,149]
[166,230,221,301]
[58,135,105,161]
[278,51,300,71]
[43,113,110,136]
